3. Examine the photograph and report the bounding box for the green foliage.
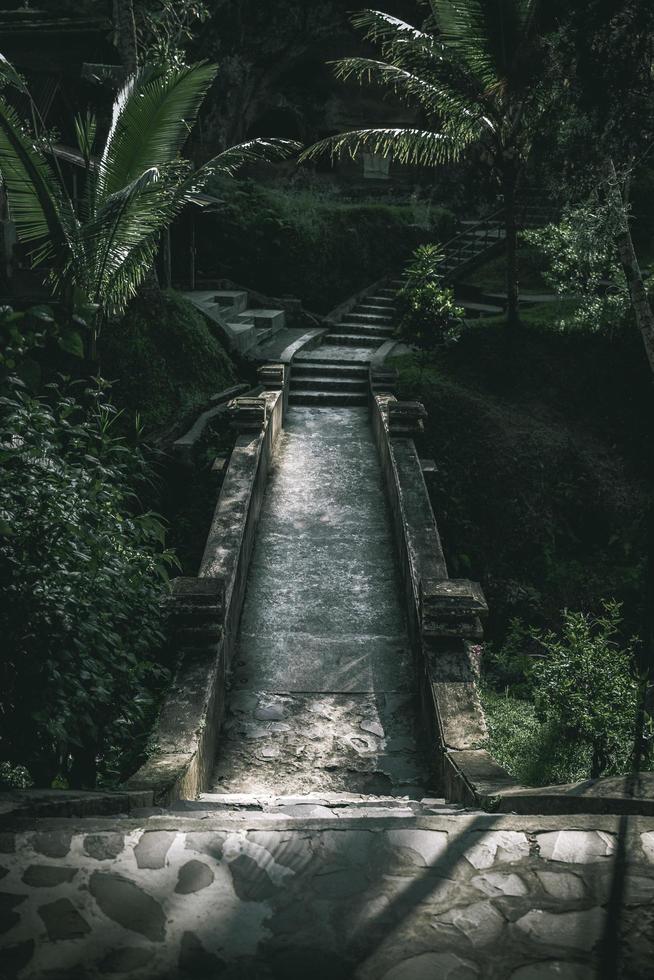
[524,196,632,335]
[201,179,456,312]
[0,57,297,334]
[301,1,547,171]
[391,302,650,641]
[99,289,235,434]
[481,686,594,786]
[135,0,210,65]
[0,303,86,390]
[0,372,178,787]
[396,245,464,349]
[531,602,640,777]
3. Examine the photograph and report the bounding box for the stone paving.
[1,814,654,979]
[295,344,375,362]
[211,406,432,797]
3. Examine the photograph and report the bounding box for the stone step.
[290,376,367,393]
[365,295,396,306]
[289,389,369,406]
[249,308,286,333]
[337,321,395,336]
[178,793,468,818]
[346,311,393,324]
[291,362,368,378]
[376,288,398,298]
[211,290,249,315]
[355,304,395,317]
[327,333,385,347]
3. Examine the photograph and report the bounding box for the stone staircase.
[184,289,286,355]
[326,289,396,348]
[289,360,369,407]
[288,287,398,406]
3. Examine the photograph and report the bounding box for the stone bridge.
[1,283,653,979]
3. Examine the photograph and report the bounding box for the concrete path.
[211,407,433,797]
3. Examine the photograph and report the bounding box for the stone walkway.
[211,407,432,797]
[2,813,653,979]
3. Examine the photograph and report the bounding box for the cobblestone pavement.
[211,407,433,797]
[1,814,654,979]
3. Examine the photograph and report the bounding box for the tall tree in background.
[113,0,139,74]
[302,0,547,329]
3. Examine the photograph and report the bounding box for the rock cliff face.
[191,0,424,152]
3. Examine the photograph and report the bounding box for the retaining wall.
[128,382,285,805]
[371,391,654,816]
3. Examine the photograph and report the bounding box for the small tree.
[301,1,549,329]
[524,193,632,336]
[396,244,464,351]
[531,602,640,779]
[0,58,298,348]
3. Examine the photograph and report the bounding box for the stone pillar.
[228,396,268,433]
[370,366,398,396]
[257,363,288,417]
[420,578,488,644]
[388,400,427,437]
[169,576,225,655]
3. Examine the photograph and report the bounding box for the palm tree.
[0,58,298,347]
[301,1,545,329]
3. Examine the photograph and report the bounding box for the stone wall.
[370,392,654,816]
[128,382,286,805]
[1,810,653,979]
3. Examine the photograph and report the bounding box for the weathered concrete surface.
[211,407,431,796]
[1,812,653,979]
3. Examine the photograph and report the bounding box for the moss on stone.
[99,289,236,435]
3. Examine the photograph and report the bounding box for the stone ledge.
[127,383,287,805]
[371,393,654,817]
[0,789,153,820]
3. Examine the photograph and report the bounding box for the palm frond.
[301,127,468,168]
[430,0,540,92]
[99,61,217,200]
[332,57,494,134]
[351,9,442,60]
[0,95,73,257]
[188,137,300,185]
[80,167,186,312]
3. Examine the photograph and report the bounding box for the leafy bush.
[0,373,177,788]
[524,198,632,336]
[396,245,464,350]
[198,178,457,312]
[481,601,651,785]
[481,686,593,786]
[99,289,236,434]
[531,602,641,778]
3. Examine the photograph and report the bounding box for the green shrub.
[481,686,593,786]
[396,245,464,350]
[198,179,457,312]
[100,289,236,434]
[531,602,641,778]
[0,373,177,788]
[524,199,632,336]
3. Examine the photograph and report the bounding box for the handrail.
[438,204,505,274]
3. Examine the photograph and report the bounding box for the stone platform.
[1,812,653,979]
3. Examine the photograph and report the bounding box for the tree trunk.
[605,158,654,375]
[502,164,520,330]
[113,0,139,75]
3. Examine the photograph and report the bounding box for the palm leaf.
[187,137,300,186]
[301,127,467,168]
[332,57,494,135]
[99,61,218,200]
[0,95,73,259]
